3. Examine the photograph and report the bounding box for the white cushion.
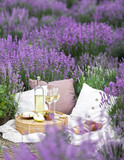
[71,83,115,123]
[15,86,48,115]
[15,89,34,114]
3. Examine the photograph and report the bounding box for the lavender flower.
[4,124,124,160]
[104,60,124,97]
[23,16,113,57]
[0,7,38,38]
[103,59,124,137]
[0,36,81,90]
[68,0,96,17]
[94,0,124,27]
[3,0,68,17]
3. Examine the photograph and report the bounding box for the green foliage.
[76,13,93,24]
[85,40,108,56]
[108,97,124,133]
[75,7,96,24]
[66,0,78,8]
[60,42,83,58]
[99,17,124,29]
[0,139,4,153]
[0,85,18,125]
[74,67,116,97]
[111,43,124,60]
[84,67,116,90]
[0,26,3,38]
[100,141,124,160]
[33,10,43,21]
[11,31,23,41]
[74,75,84,98]
[44,8,52,16]
[60,40,108,59]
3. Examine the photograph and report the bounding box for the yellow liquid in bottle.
[35,95,44,114]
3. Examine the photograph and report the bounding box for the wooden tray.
[15,111,68,135]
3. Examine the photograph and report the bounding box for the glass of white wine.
[45,89,54,111]
[52,87,60,118]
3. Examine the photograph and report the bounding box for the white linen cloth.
[0,116,116,145]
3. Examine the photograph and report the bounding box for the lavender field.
[0,0,124,159]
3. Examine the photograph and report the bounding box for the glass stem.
[48,103,50,111]
[49,103,51,111]
[54,102,56,115]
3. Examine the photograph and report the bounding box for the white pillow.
[15,86,48,115]
[71,83,115,123]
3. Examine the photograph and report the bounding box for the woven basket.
[15,111,68,135]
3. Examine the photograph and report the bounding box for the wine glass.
[52,87,60,118]
[45,89,54,111]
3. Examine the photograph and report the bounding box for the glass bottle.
[34,76,44,114]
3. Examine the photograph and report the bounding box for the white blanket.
[0,116,115,145]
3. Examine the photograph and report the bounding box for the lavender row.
[0,0,123,28]
[0,35,81,90]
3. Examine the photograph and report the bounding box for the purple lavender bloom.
[78,52,118,71]
[0,7,38,38]
[23,16,113,57]
[68,0,96,16]
[4,123,124,160]
[0,36,81,90]
[94,0,124,27]
[104,60,124,97]
[3,0,68,16]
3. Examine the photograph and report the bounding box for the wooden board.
[15,111,68,135]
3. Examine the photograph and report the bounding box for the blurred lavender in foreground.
[4,124,124,160]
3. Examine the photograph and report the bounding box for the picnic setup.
[0,0,124,159]
[0,78,120,156]
[1,78,108,141]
